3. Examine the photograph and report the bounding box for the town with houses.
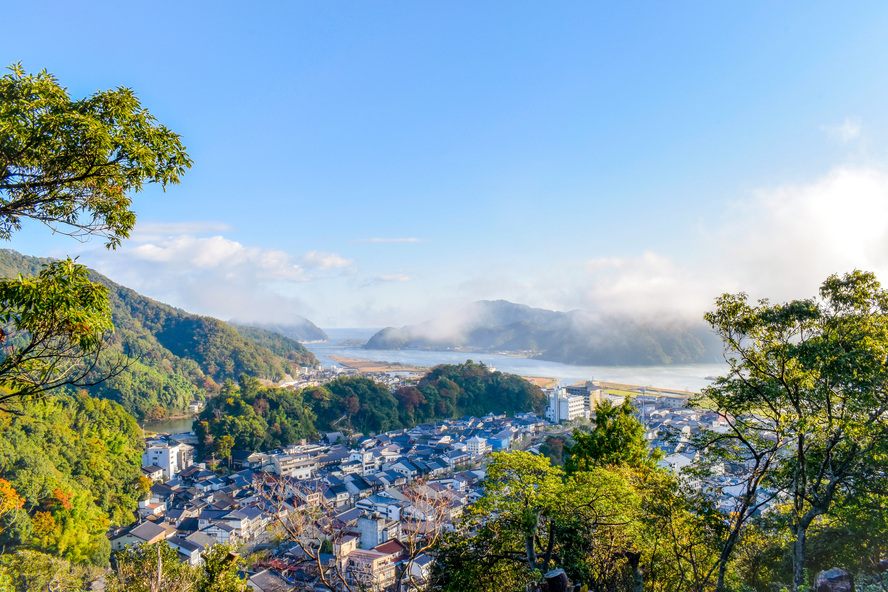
[120,377,740,592]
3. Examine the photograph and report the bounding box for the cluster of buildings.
[124,376,768,591]
[639,405,776,512]
[544,383,767,514]
[544,381,688,423]
[122,412,548,591]
[279,365,413,392]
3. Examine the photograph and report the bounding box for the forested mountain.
[365,300,722,365]
[0,392,145,565]
[230,318,328,342]
[230,323,327,359]
[0,250,319,419]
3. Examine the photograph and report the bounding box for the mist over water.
[306,329,728,392]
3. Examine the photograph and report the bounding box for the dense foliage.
[196,363,545,451]
[431,450,725,592]
[0,549,102,592]
[0,392,145,565]
[195,375,318,455]
[321,362,545,433]
[106,542,245,592]
[698,270,888,590]
[565,401,662,474]
[398,360,546,422]
[0,258,114,413]
[0,63,190,248]
[319,376,402,434]
[230,323,322,366]
[0,249,319,419]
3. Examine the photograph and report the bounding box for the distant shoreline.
[591,381,698,397]
[329,355,559,389]
[328,355,428,373]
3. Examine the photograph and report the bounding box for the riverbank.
[305,331,727,393]
[328,355,428,373]
[330,354,559,389]
[592,381,699,397]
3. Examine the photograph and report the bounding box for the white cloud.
[122,235,308,279]
[298,250,353,269]
[582,251,711,318]
[722,166,888,296]
[821,118,862,142]
[82,234,355,323]
[354,237,423,243]
[578,166,888,319]
[374,274,411,282]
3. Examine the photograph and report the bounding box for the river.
[304,328,728,392]
[139,415,197,435]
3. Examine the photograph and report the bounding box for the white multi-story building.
[265,453,316,480]
[545,388,588,423]
[350,449,378,475]
[564,381,603,414]
[466,436,490,456]
[142,441,193,480]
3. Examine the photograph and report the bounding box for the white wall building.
[268,454,316,480]
[466,436,490,456]
[142,442,193,480]
[564,381,603,414]
[545,388,588,423]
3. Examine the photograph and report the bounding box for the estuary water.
[305,328,728,393]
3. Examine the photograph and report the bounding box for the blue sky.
[5,2,888,326]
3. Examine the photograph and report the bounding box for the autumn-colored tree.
[0,479,23,534]
[31,511,56,538]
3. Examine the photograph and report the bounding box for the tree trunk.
[626,551,643,592]
[526,534,538,570]
[793,525,807,591]
[154,543,162,592]
[716,524,743,591]
[716,562,727,592]
[525,510,540,570]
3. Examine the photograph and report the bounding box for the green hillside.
[0,392,145,565]
[0,250,319,419]
[195,361,545,453]
[230,323,324,363]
